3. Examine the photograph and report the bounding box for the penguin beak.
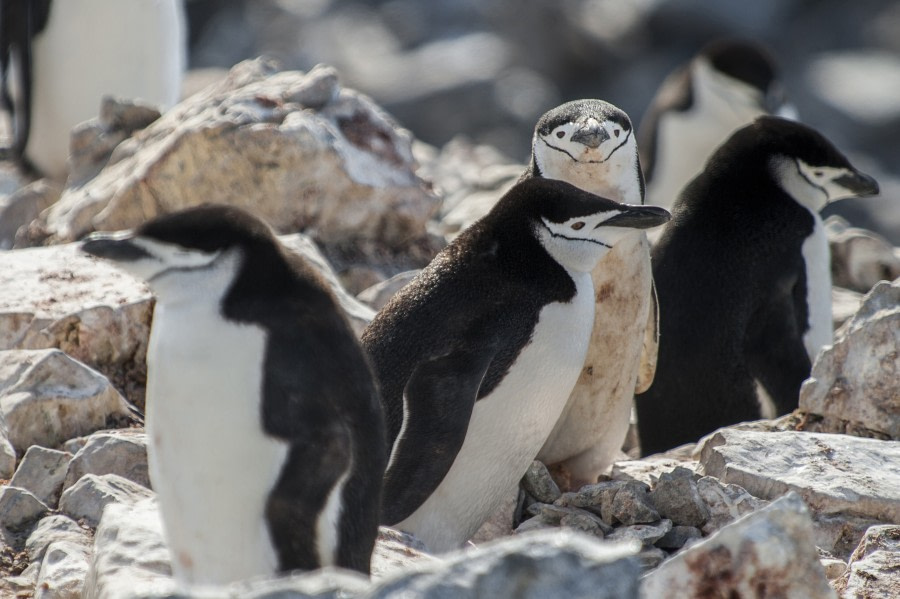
[597,205,671,230]
[834,171,880,197]
[81,231,152,262]
[570,124,610,149]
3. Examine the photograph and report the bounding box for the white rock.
[9,446,73,507]
[371,527,438,581]
[34,540,92,599]
[831,286,863,330]
[799,279,900,439]
[39,60,438,249]
[695,476,769,535]
[640,493,835,599]
[63,430,149,492]
[608,520,673,546]
[835,524,900,598]
[0,349,135,453]
[0,179,61,250]
[0,413,16,478]
[699,429,900,524]
[59,473,153,527]
[26,514,91,563]
[0,486,50,534]
[826,217,900,293]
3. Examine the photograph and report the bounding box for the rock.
[34,540,91,599]
[0,243,153,407]
[521,460,562,504]
[554,480,626,518]
[369,529,641,599]
[468,484,518,544]
[515,516,555,535]
[820,557,847,580]
[610,456,699,487]
[826,216,900,292]
[25,515,91,563]
[834,524,900,598]
[63,430,149,492]
[196,569,371,599]
[0,414,16,479]
[82,497,177,599]
[59,473,153,527]
[648,468,709,528]
[611,481,660,526]
[38,60,439,251]
[608,520,673,546]
[655,525,703,550]
[812,512,887,560]
[9,446,72,507]
[0,180,61,250]
[695,476,769,535]
[640,493,835,599]
[0,349,136,453]
[357,269,419,310]
[799,279,900,440]
[371,527,438,581]
[0,486,49,534]
[832,286,864,330]
[636,547,668,570]
[559,512,608,538]
[699,429,900,524]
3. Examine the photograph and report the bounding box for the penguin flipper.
[380,347,495,526]
[634,277,660,394]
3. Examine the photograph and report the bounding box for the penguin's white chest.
[398,271,595,552]
[801,213,833,361]
[146,301,288,586]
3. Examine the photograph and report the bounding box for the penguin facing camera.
[636,116,879,456]
[81,204,386,585]
[363,176,670,552]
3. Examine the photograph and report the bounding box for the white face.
[534,118,642,204]
[535,212,640,273]
[771,156,873,213]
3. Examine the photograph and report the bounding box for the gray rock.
[699,429,900,524]
[0,413,16,478]
[26,514,91,563]
[811,512,887,560]
[695,476,769,534]
[799,279,900,440]
[0,486,50,534]
[63,430,150,491]
[34,540,92,599]
[521,460,562,504]
[820,557,847,581]
[655,525,703,550]
[59,473,153,527]
[834,524,900,598]
[515,516,555,535]
[611,481,660,526]
[640,493,835,599]
[635,547,668,571]
[371,527,437,581]
[0,179,61,250]
[826,216,900,293]
[608,520,673,547]
[357,269,419,310]
[648,469,709,528]
[555,480,627,516]
[610,456,699,487]
[0,349,136,453]
[9,445,72,507]
[369,529,641,599]
[39,59,439,251]
[559,512,608,538]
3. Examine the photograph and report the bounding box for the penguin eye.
[814,170,824,177]
[571,221,585,230]
[613,129,621,138]
[556,131,565,139]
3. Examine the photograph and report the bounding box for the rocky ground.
[0,61,898,598]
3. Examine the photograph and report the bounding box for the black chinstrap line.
[540,129,632,164]
[542,225,612,249]
[794,160,828,202]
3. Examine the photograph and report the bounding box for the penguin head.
[498,178,670,273]
[724,116,880,213]
[530,100,645,204]
[81,205,279,301]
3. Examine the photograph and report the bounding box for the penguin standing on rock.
[638,39,793,212]
[522,100,657,489]
[81,205,386,585]
[636,117,879,456]
[363,177,670,552]
[1,0,185,177]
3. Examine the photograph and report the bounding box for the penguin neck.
[532,151,644,205]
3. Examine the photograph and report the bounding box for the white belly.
[146,301,288,586]
[801,214,833,362]
[397,271,595,552]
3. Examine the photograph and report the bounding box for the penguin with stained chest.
[81,205,386,585]
[521,99,658,489]
[636,116,879,456]
[363,177,670,552]
[1,0,185,177]
[638,38,793,213]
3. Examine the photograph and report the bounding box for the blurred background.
[184,0,900,242]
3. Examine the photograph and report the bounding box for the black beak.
[596,205,671,230]
[834,171,880,197]
[570,124,610,149]
[81,232,151,262]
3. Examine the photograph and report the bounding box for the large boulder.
[33,59,439,251]
[834,524,900,599]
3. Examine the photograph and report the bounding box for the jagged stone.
[611,481,660,526]
[0,485,50,538]
[0,414,16,479]
[834,524,900,599]
[25,515,91,563]
[371,527,436,581]
[59,473,153,527]
[9,446,72,507]
[0,180,61,250]
[521,460,562,504]
[695,476,768,535]
[63,430,150,492]
[648,468,708,528]
[655,525,703,550]
[34,540,91,599]
[608,520,672,547]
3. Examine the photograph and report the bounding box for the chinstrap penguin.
[81,205,386,585]
[1,0,185,177]
[636,116,879,456]
[363,177,670,552]
[638,38,793,213]
[523,99,658,489]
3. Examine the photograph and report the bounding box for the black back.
[636,117,855,455]
[638,39,780,183]
[139,205,386,575]
[0,0,51,168]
